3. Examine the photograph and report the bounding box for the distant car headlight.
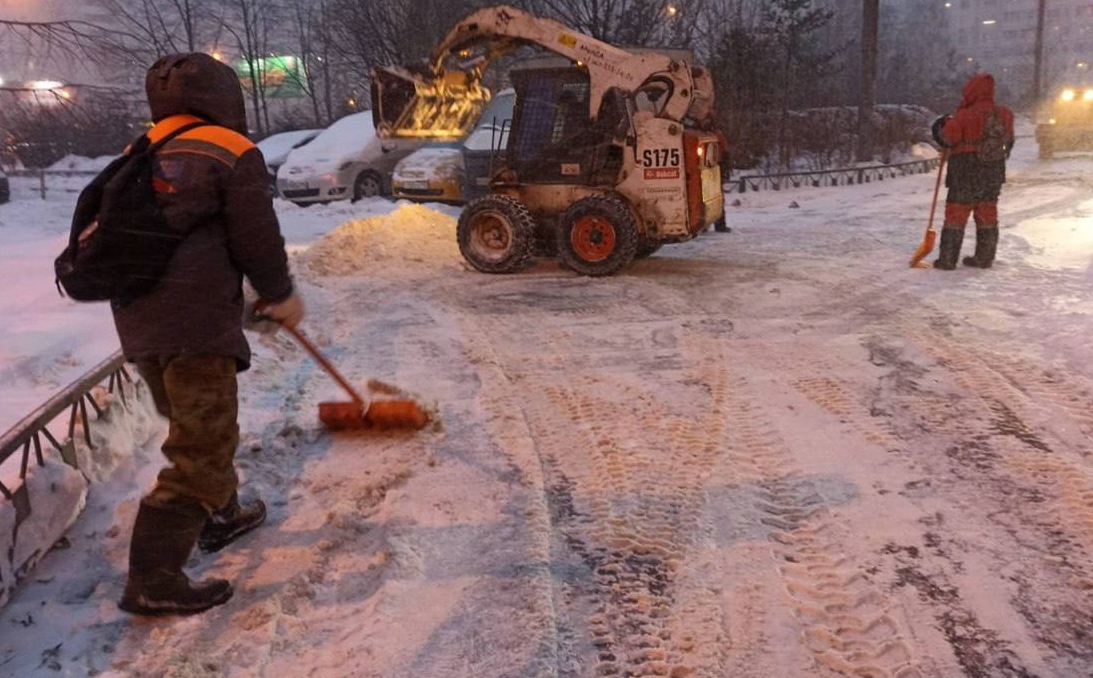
[1085,89,1093,101]
[1061,89,1077,101]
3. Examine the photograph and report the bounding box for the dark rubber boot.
[963,226,998,268]
[198,492,267,553]
[119,501,233,615]
[934,226,964,270]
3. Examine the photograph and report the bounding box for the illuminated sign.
[236,55,306,99]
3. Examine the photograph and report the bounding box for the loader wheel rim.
[468,211,514,262]
[571,215,616,262]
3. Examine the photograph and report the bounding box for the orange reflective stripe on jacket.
[148,114,255,168]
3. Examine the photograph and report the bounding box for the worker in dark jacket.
[931,73,1015,270]
[116,53,303,615]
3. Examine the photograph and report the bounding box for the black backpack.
[54,121,207,303]
[978,108,1009,163]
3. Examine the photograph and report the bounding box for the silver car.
[277,111,423,205]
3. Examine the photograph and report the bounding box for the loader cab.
[505,67,625,186]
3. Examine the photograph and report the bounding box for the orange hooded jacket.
[941,74,1015,156]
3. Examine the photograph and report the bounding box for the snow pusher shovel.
[273,319,430,431]
[910,151,948,268]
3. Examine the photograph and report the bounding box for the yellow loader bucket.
[371,66,490,141]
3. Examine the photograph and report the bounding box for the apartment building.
[945,0,1093,94]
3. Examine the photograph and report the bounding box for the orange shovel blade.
[365,400,431,430]
[319,401,368,430]
[909,228,937,268]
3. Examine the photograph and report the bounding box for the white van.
[276,111,423,205]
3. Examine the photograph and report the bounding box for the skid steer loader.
[372,5,725,276]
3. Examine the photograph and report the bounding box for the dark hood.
[961,73,995,108]
[146,53,248,135]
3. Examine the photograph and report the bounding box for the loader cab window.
[634,79,672,116]
[509,68,593,182]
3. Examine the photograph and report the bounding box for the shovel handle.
[254,303,367,406]
[926,150,948,233]
[281,324,368,407]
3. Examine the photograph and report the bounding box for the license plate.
[403,180,430,190]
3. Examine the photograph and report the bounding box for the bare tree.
[222,0,277,136]
[90,0,227,65]
[766,0,838,167]
[517,0,704,48]
[0,18,128,66]
[856,0,879,161]
[283,0,344,127]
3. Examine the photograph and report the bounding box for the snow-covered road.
[2,132,1092,677]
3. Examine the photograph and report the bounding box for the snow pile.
[75,381,163,484]
[0,378,161,610]
[301,204,459,276]
[908,142,940,160]
[47,155,116,173]
[0,461,86,609]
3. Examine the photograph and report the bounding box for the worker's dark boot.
[198,492,267,553]
[963,225,998,268]
[934,226,964,270]
[119,501,233,615]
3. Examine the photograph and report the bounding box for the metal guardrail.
[5,169,99,200]
[728,157,940,194]
[0,351,130,529]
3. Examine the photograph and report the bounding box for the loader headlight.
[1061,89,1077,102]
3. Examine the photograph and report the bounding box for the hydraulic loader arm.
[372,5,706,139]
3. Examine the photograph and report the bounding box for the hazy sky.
[0,0,103,82]
[0,0,89,22]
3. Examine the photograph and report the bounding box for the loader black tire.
[557,195,639,276]
[457,195,536,274]
[635,240,663,259]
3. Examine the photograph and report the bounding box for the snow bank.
[0,378,161,611]
[47,155,115,173]
[301,204,460,276]
[908,142,940,160]
[0,461,87,608]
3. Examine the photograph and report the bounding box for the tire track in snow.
[705,364,925,678]
[462,305,731,678]
[897,325,1093,670]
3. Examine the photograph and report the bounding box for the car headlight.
[1085,89,1093,101]
[337,161,353,171]
[1061,89,1076,101]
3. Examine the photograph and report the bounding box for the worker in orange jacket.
[931,73,1016,270]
